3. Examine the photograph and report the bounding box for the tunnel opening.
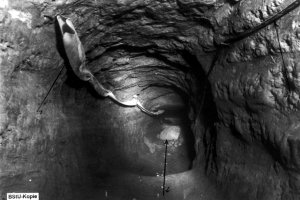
[58,40,221,199]
[140,87,197,176]
[73,85,198,178]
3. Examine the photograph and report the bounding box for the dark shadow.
[180,50,219,174]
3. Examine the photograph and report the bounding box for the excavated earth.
[0,0,300,200]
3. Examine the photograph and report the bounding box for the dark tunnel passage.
[57,39,221,199]
[61,50,211,167]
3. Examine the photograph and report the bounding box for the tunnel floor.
[1,169,224,200]
[70,169,224,200]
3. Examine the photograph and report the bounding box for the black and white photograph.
[0,0,299,199]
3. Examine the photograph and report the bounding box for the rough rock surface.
[0,0,300,199]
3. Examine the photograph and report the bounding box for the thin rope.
[37,65,65,112]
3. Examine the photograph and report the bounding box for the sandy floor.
[74,169,226,200]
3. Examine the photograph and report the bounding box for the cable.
[222,0,300,45]
[36,65,65,112]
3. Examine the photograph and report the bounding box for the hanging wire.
[36,64,65,112]
[223,0,300,45]
[274,21,291,92]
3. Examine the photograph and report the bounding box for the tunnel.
[1,0,300,200]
